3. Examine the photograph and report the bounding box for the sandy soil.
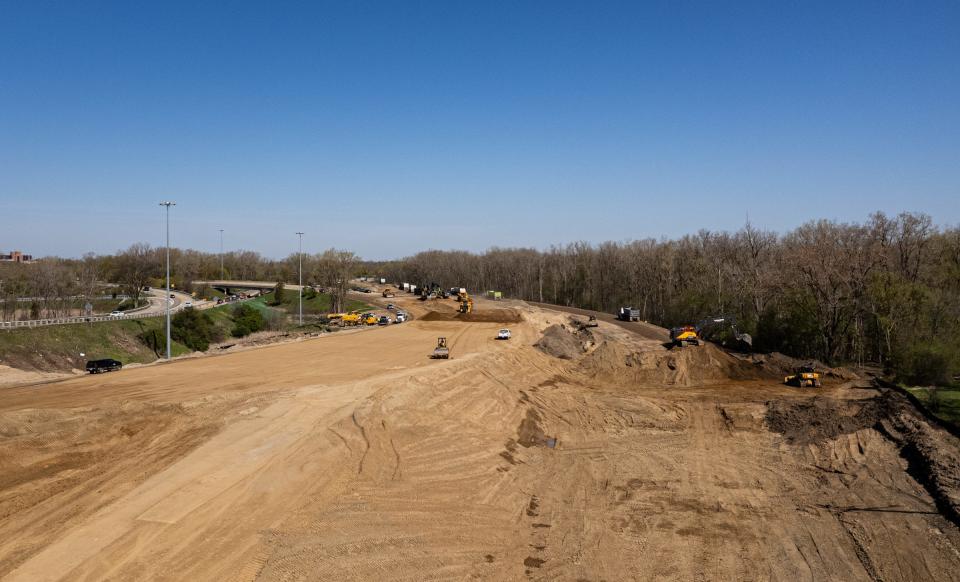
[2,293,960,581]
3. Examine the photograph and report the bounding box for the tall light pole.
[219,229,224,280]
[295,232,304,325]
[160,202,176,359]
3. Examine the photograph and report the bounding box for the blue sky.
[1,1,958,259]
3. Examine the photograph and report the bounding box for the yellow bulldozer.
[458,295,473,314]
[361,313,378,325]
[784,365,822,388]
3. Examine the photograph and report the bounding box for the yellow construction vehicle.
[361,313,378,325]
[785,366,822,388]
[670,325,700,347]
[382,289,395,298]
[431,337,450,359]
[340,312,362,326]
[458,295,473,314]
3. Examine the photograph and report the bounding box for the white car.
[109,310,125,318]
[497,329,511,340]
[184,301,193,308]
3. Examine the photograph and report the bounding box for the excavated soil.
[2,294,960,581]
[420,308,523,323]
[534,324,591,359]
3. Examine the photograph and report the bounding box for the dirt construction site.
[2,290,960,581]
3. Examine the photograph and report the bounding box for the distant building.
[0,250,34,263]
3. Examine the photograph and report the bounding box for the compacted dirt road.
[2,293,960,581]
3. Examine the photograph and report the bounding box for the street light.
[219,229,224,280]
[160,201,176,359]
[295,232,304,325]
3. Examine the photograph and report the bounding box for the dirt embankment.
[574,340,767,387]
[767,389,960,527]
[534,323,595,359]
[420,309,523,324]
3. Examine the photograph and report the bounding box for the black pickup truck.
[85,358,123,374]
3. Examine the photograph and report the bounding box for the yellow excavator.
[785,365,822,388]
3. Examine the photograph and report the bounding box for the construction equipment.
[670,315,753,349]
[617,307,640,322]
[696,315,753,349]
[431,337,450,359]
[497,329,512,340]
[340,312,361,326]
[458,294,474,314]
[785,365,822,388]
[670,325,700,347]
[382,289,395,298]
[361,313,378,325]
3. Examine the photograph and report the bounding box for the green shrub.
[138,328,166,356]
[171,309,221,352]
[270,281,285,306]
[892,344,954,386]
[231,303,266,337]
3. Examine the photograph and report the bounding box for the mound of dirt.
[420,309,523,324]
[577,340,765,387]
[535,324,590,359]
[736,352,859,381]
[767,389,960,527]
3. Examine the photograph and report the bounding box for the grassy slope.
[907,387,960,429]
[257,290,370,316]
[0,318,192,372]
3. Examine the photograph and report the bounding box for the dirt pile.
[577,340,765,387]
[534,324,592,359]
[767,389,960,527]
[737,351,859,381]
[420,309,523,323]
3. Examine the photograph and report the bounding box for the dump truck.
[785,366,822,388]
[431,337,450,359]
[339,312,362,326]
[617,307,640,322]
[458,293,474,314]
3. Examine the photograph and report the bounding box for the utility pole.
[295,232,304,325]
[296,232,303,325]
[219,229,224,280]
[160,202,176,359]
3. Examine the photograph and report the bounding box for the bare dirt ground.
[2,292,960,581]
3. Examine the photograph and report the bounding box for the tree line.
[370,212,960,385]
[0,246,360,319]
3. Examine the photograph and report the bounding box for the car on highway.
[109,310,125,318]
[85,358,123,374]
[184,301,193,308]
[497,329,512,340]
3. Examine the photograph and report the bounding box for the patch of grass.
[907,387,960,428]
[257,290,370,316]
[0,317,191,372]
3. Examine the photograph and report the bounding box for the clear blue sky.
[1,1,958,259]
